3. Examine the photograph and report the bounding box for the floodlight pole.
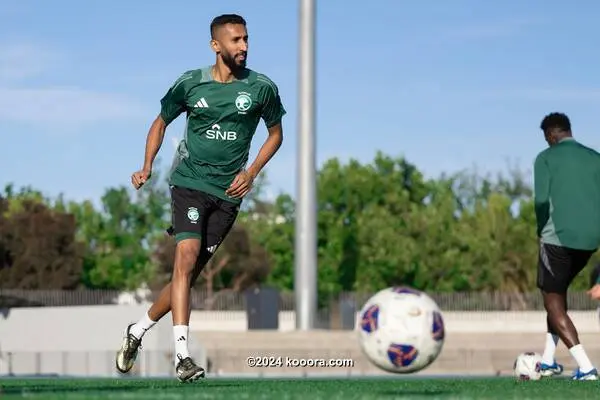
[295,0,317,331]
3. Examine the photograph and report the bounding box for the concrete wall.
[1,305,599,377]
[0,304,206,378]
[188,310,600,333]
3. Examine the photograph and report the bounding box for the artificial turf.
[0,376,598,399]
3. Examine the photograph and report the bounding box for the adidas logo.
[194,98,209,108]
[177,336,186,341]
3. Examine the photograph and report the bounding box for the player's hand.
[587,284,600,300]
[131,169,151,190]
[226,170,254,199]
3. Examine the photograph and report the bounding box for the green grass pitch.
[0,376,598,399]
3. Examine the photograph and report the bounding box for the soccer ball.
[513,352,542,380]
[357,286,445,373]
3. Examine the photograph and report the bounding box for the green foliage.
[243,193,296,291]
[248,152,595,304]
[73,168,171,290]
[3,151,594,298]
[0,186,84,289]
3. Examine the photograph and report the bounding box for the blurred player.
[534,112,600,380]
[115,13,286,382]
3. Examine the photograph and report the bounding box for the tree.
[244,152,566,310]
[313,153,432,297]
[244,194,295,292]
[71,164,171,290]
[3,149,595,305]
[0,195,84,289]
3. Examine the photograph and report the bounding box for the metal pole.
[295,0,317,330]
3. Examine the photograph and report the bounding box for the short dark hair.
[540,112,571,133]
[210,14,246,39]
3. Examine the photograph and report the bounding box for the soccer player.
[534,112,600,380]
[115,14,286,382]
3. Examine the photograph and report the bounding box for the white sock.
[542,333,559,365]
[173,325,190,363]
[130,312,156,339]
[569,344,595,373]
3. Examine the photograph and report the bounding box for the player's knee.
[174,239,201,276]
[543,291,567,315]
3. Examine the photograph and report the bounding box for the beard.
[221,50,247,72]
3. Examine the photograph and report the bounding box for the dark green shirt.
[534,137,600,250]
[160,66,286,204]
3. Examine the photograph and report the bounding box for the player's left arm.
[588,281,600,300]
[533,154,550,237]
[248,79,286,178]
[226,123,284,199]
[588,263,600,300]
[226,79,286,199]
[246,122,283,180]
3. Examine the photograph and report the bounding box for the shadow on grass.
[0,380,242,395]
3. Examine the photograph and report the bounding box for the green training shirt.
[160,66,286,204]
[534,137,600,250]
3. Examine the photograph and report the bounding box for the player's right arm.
[141,115,167,173]
[132,72,190,189]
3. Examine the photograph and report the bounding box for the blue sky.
[2,0,600,205]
